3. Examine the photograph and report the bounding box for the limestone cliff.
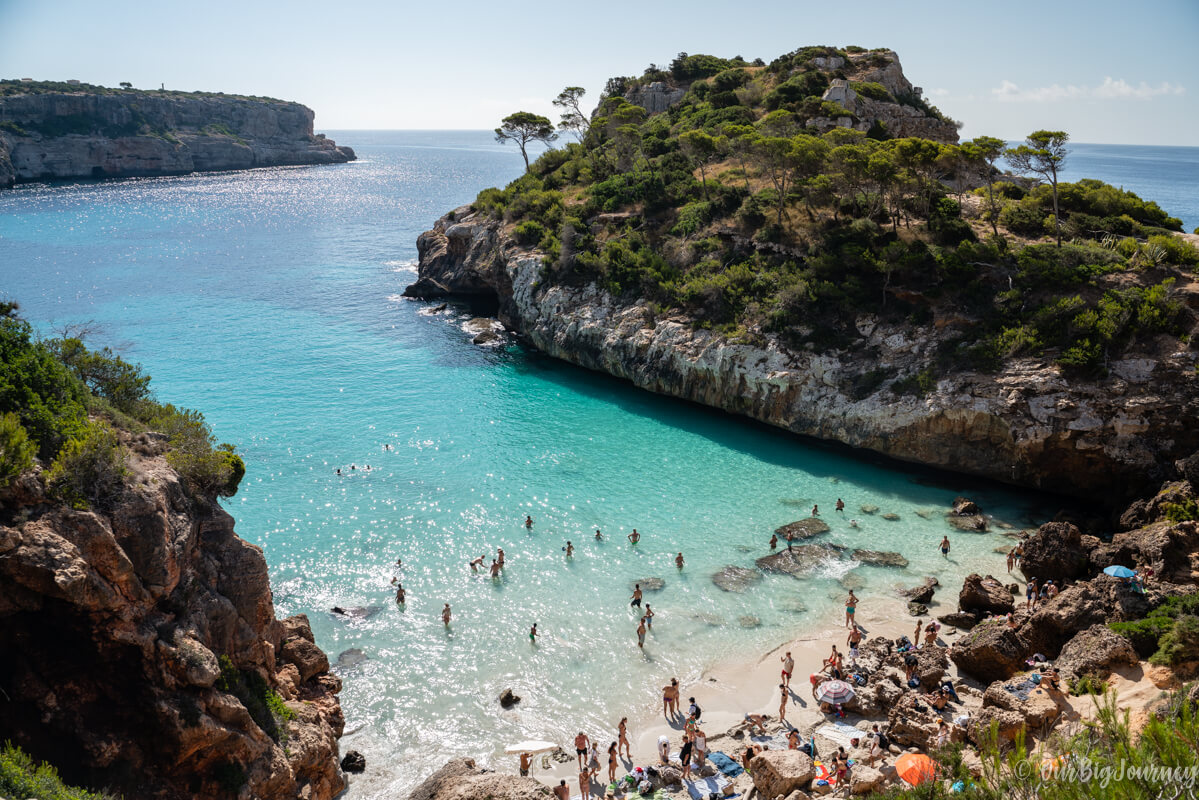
[0,432,345,800]
[0,84,354,188]
[406,209,1199,506]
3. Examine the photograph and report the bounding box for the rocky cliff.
[0,85,354,187]
[0,432,345,799]
[406,209,1199,506]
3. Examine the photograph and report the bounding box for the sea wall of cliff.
[406,209,1199,506]
[0,431,345,800]
[0,88,354,187]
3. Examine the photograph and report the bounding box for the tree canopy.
[495,111,558,171]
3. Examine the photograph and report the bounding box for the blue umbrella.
[1104,565,1136,578]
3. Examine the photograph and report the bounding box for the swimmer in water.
[525,515,534,529]
[675,552,685,569]
[595,529,603,541]
[497,547,505,567]
[395,584,405,605]
[469,555,485,572]
[489,559,501,577]
[836,498,844,513]
[628,529,640,544]
[335,468,341,475]
[849,519,859,528]
[529,623,538,643]
[565,541,574,558]
[442,603,452,626]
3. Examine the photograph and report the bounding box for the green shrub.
[148,406,244,497]
[850,81,893,102]
[0,411,36,486]
[1165,498,1199,522]
[1067,673,1108,696]
[49,338,152,417]
[1150,615,1199,667]
[215,655,294,744]
[45,421,127,510]
[0,313,89,460]
[999,201,1049,236]
[0,742,118,800]
[513,220,546,246]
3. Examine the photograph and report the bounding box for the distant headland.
[0,79,355,188]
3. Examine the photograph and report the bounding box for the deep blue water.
[0,133,1192,796]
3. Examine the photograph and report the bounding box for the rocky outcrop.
[0,442,344,799]
[776,518,831,540]
[749,750,815,800]
[408,757,551,800]
[958,574,1014,616]
[756,544,845,577]
[0,87,354,187]
[853,549,909,568]
[624,81,687,114]
[949,619,1030,683]
[1055,624,1139,679]
[1018,522,1095,584]
[712,565,763,592]
[405,209,1199,505]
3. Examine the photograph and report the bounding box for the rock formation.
[0,85,354,188]
[407,757,551,800]
[0,437,344,799]
[404,207,1199,505]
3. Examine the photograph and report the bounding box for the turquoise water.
[0,133,1190,797]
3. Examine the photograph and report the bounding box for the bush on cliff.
[0,411,36,486]
[45,421,128,510]
[1110,594,1199,662]
[0,742,118,800]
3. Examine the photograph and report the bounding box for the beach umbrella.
[814,679,855,704]
[504,740,557,755]
[1103,565,1136,578]
[895,752,937,786]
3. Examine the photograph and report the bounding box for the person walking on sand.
[679,732,693,780]
[644,604,654,629]
[675,552,685,569]
[781,651,795,689]
[914,619,923,646]
[587,742,600,779]
[836,498,845,513]
[607,742,618,783]
[618,717,631,759]
[630,584,643,609]
[848,624,862,658]
[442,603,451,626]
[637,618,647,648]
[1007,547,1016,573]
[769,533,778,550]
[663,678,680,717]
[628,529,640,544]
[845,590,858,628]
[778,683,789,725]
[578,770,590,800]
[574,732,590,770]
[939,536,951,558]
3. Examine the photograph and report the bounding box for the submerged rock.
[881,512,901,521]
[860,505,880,515]
[898,577,938,603]
[755,544,846,577]
[341,750,367,774]
[953,497,982,516]
[739,615,762,628]
[775,518,831,540]
[336,648,369,669]
[499,688,521,708]
[632,577,666,592]
[712,565,763,592]
[852,549,909,568]
[330,605,384,621]
[908,602,928,616]
[946,513,989,532]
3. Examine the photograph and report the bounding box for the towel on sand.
[1002,676,1039,701]
[708,751,744,778]
[815,721,862,749]
[685,775,731,800]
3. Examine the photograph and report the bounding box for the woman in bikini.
[618,718,631,759]
[607,742,618,783]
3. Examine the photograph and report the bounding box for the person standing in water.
[529,623,538,644]
[845,590,858,628]
[637,618,647,649]
[812,504,819,517]
[489,559,501,577]
[618,717,631,759]
[565,541,574,558]
[442,603,451,626]
[469,555,485,572]
[769,533,778,550]
[939,535,951,558]
[644,604,654,629]
[836,498,845,513]
[630,584,642,609]
[394,584,405,605]
[628,529,640,544]
[595,529,602,541]
[675,552,685,569]
[497,547,505,568]
[525,515,534,529]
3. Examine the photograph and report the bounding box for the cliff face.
[0,432,345,799]
[0,89,355,187]
[407,210,1199,505]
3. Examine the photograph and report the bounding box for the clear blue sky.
[1,0,1196,145]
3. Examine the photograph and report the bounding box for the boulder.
[852,550,909,568]
[1121,481,1197,531]
[756,544,846,577]
[472,331,501,345]
[938,611,979,630]
[982,682,1061,729]
[949,619,1029,683]
[658,766,683,786]
[946,514,988,532]
[499,688,521,708]
[898,577,938,604]
[853,636,894,674]
[958,574,1014,615]
[1019,522,1091,584]
[886,644,948,690]
[1055,624,1139,679]
[1178,452,1199,487]
[282,631,331,683]
[408,758,551,800]
[852,675,905,717]
[1106,520,1199,585]
[341,750,366,773]
[908,602,928,616]
[885,693,941,749]
[850,765,885,795]
[776,519,831,540]
[967,707,1026,748]
[749,750,815,800]
[953,497,981,516]
[1024,576,1160,656]
[712,565,763,592]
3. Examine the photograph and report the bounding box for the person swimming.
[849,519,859,528]
[595,529,602,540]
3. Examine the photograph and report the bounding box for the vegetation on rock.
[483,45,1196,381]
[0,742,118,800]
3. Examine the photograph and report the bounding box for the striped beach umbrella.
[814,679,855,704]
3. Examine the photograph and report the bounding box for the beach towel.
[815,721,862,749]
[708,751,744,778]
[1002,676,1039,702]
[684,775,731,800]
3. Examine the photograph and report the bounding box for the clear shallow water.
[0,133,1188,797]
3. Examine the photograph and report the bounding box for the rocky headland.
[405,205,1199,505]
[0,81,354,188]
[0,432,346,799]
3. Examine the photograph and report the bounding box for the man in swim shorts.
[675,552,685,569]
[529,623,538,643]
[628,529,640,544]
[525,515,534,529]
[781,651,794,688]
[940,536,951,557]
[630,584,642,608]
[574,731,590,769]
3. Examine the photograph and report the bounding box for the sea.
[0,134,1194,797]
